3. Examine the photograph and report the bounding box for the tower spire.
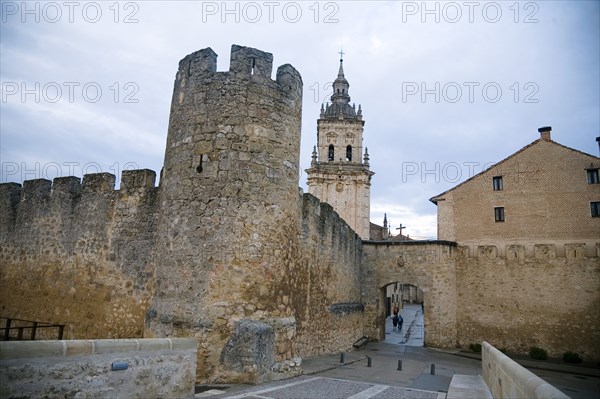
[331,50,350,105]
[306,48,374,239]
[337,48,345,78]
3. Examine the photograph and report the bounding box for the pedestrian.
[398,315,403,332]
[392,314,399,330]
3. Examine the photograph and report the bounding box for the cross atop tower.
[338,48,345,61]
[396,224,407,236]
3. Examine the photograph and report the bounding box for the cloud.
[1,0,598,237]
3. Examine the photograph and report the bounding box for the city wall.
[364,240,600,360]
[294,193,364,358]
[1,44,597,390]
[362,241,458,348]
[0,45,365,384]
[456,243,600,360]
[0,170,158,340]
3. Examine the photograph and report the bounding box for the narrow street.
[385,303,424,346]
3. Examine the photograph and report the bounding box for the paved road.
[385,304,424,346]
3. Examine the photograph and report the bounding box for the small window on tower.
[493,176,503,191]
[346,145,352,161]
[328,145,334,161]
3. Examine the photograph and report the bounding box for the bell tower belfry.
[306,52,374,239]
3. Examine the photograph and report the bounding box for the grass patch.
[468,343,482,353]
[563,351,583,364]
[529,346,548,360]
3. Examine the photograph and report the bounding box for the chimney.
[538,126,551,142]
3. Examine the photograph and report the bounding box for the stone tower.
[147,45,303,382]
[305,54,374,239]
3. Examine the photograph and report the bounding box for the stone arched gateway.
[361,241,458,348]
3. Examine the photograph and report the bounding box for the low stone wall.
[0,338,197,398]
[482,341,570,399]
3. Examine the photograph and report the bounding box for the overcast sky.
[1,0,599,239]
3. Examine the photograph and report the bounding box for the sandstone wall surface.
[0,170,158,339]
[294,193,364,358]
[456,244,600,359]
[361,241,458,347]
[0,45,366,385]
[145,45,303,383]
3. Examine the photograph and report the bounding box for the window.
[591,202,600,217]
[346,145,352,161]
[587,169,599,184]
[328,144,334,161]
[492,176,503,191]
[494,207,505,222]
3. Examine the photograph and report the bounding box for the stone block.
[565,243,585,259]
[220,320,275,382]
[534,244,556,259]
[22,178,52,201]
[120,169,156,193]
[65,340,94,356]
[0,340,64,359]
[94,339,139,354]
[229,45,273,78]
[138,338,171,351]
[176,47,217,80]
[52,176,82,197]
[82,173,116,194]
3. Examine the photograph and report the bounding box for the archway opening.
[381,282,425,346]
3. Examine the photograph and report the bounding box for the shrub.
[469,343,482,353]
[529,346,548,360]
[563,351,582,364]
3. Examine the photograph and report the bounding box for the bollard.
[340,352,345,363]
[367,356,372,367]
[430,363,435,375]
[397,359,402,370]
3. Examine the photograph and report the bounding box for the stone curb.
[0,338,197,359]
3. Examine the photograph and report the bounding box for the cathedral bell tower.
[305,52,374,239]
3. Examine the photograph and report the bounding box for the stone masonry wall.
[362,241,458,348]
[0,170,158,339]
[364,240,599,359]
[456,243,600,360]
[145,45,306,383]
[0,45,366,385]
[294,193,364,357]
